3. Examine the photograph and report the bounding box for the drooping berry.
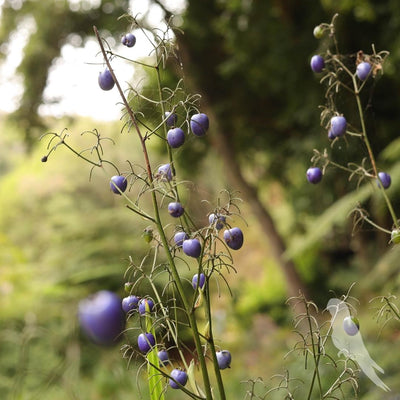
[167,128,185,148]
[174,231,189,247]
[122,33,136,47]
[122,295,140,313]
[310,55,325,73]
[343,316,360,336]
[190,113,209,136]
[377,172,391,189]
[223,227,244,250]
[182,238,202,258]
[216,350,232,369]
[313,25,324,39]
[110,175,127,194]
[330,115,347,137]
[137,332,156,354]
[138,298,155,315]
[78,291,125,346]
[98,68,115,91]
[165,111,178,127]
[356,62,372,81]
[306,167,323,184]
[209,213,226,230]
[158,349,169,366]
[157,163,173,181]
[192,273,206,290]
[169,369,188,389]
[168,202,185,218]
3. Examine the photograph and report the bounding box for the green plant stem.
[305,304,323,400]
[352,76,399,228]
[94,25,213,400]
[204,282,226,400]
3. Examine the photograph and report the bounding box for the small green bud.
[313,25,324,39]
[142,228,153,243]
[391,229,400,244]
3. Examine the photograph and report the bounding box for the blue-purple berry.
[169,369,188,389]
[167,128,185,148]
[98,69,115,91]
[192,273,206,290]
[168,202,185,218]
[330,115,347,137]
[165,111,178,127]
[216,350,232,369]
[158,349,169,366]
[209,213,226,230]
[190,113,209,136]
[157,163,172,181]
[356,62,371,81]
[137,332,156,354]
[138,298,155,315]
[310,55,325,73]
[306,167,322,184]
[110,175,127,194]
[78,291,125,346]
[174,231,189,247]
[121,295,140,313]
[122,33,136,47]
[182,238,202,258]
[377,172,391,189]
[343,316,360,336]
[223,227,244,250]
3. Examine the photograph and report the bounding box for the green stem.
[204,280,226,400]
[352,75,399,228]
[306,303,323,400]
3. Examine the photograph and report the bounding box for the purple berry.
[192,273,206,290]
[209,213,226,230]
[137,332,156,354]
[169,369,188,389]
[377,172,391,189]
[157,163,172,181]
[122,33,136,47]
[330,115,347,137]
[165,111,178,127]
[356,62,371,81]
[216,350,232,369]
[158,349,169,366]
[78,291,125,346]
[343,316,360,336]
[168,202,185,217]
[174,231,189,247]
[310,55,325,73]
[138,298,155,315]
[190,113,209,136]
[167,127,185,148]
[182,238,202,258]
[110,175,127,194]
[98,69,115,91]
[223,227,244,250]
[306,167,322,184]
[121,295,140,313]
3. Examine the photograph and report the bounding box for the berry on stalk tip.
[306,167,322,184]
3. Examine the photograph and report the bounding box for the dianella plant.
[41,16,244,400]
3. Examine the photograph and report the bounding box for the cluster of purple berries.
[307,54,391,189]
[81,31,237,393]
[165,111,209,149]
